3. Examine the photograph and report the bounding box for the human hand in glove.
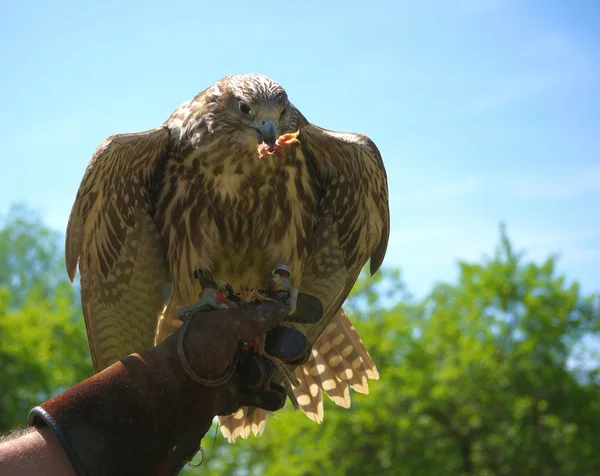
[0,299,316,476]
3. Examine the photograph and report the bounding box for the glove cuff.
[28,344,212,476]
[28,405,88,475]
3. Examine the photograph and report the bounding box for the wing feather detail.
[299,123,390,343]
[66,127,173,372]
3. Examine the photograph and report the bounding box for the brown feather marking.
[67,127,172,372]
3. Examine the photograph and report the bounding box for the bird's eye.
[239,102,252,115]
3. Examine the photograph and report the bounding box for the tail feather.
[308,349,351,408]
[250,408,268,436]
[218,408,246,443]
[339,310,379,381]
[312,309,377,399]
[218,308,378,442]
[294,357,325,422]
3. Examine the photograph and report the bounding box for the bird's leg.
[176,271,235,320]
[269,264,298,313]
[233,266,302,400]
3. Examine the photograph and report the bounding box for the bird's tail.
[218,308,379,442]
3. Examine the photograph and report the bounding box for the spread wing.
[65,127,174,372]
[298,122,390,343]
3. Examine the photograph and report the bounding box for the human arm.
[1,301,310,476]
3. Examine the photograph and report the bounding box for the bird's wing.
[290,123,389,420]
[65,127,174,373]
[298,123,390,342]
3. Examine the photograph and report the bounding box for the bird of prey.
[65,73,390,442]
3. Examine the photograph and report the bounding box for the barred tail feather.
[218,308,378,442]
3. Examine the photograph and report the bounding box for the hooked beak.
[251,118,277,146]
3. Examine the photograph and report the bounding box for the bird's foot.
[176,281,235,320]
[269,264,298,313]
[237,287,272,304]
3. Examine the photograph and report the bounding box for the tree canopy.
[0,205,92,431]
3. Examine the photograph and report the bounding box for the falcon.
[66,73,390,442]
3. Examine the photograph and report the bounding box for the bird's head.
[168,74,304,160]
[198,74,301,153]
[226,74,290,147]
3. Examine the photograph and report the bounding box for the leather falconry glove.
[28,299,315,476]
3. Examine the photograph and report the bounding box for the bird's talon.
[176,283,234,320]
[270,264,298,313]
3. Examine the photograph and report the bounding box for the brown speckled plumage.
[66,73,390,442]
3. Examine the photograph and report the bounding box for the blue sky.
[1,0,598,297]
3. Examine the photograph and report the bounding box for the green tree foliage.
[198,228,600,476]
[0,204,68,308]
[0,205,92,431]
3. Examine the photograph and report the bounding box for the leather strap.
[28,406,88,476]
